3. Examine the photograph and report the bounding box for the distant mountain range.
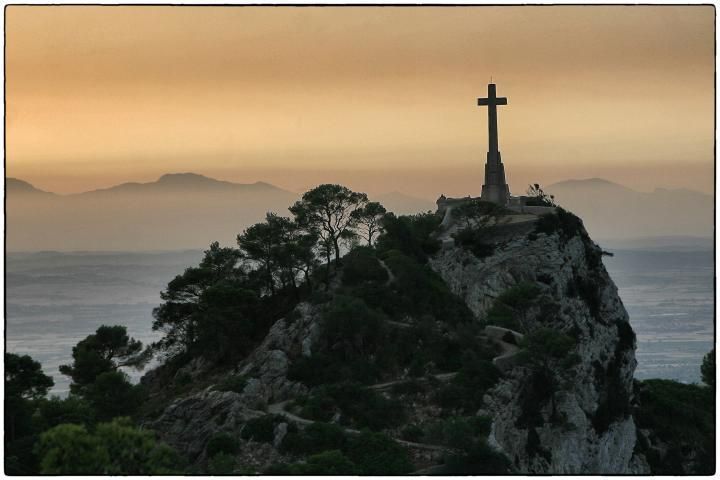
[544,178,712,245]
[6,173,711,251]
[6,173,435,251]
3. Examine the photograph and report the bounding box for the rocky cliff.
[430,211,649,473]
[143,207,650,474]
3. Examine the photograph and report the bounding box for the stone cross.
[477,83,510,205]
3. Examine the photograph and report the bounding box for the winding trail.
[264,332,521,449]
[377,257,395,285]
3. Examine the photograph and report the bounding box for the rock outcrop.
[429,214,649,473]
[145,209,650,474]
[148,302,321,464]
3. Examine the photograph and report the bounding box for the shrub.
[534,208,584,243]
[281,422,348,455]
[443,439,511,474]
[575,275,602,318]
[240,414,285,443]
[320,296,388,361]
[36,418,181,475]
[453,228,495,259]
[207,453,236,475]
[401,424,425,442]
[436,354,500,413]
[346,431,414,475]
[213,375,247,394]
[502,331,518,345]
[484,282,540,331]
[635,379,714,474]
[701,349,715,387]
[288,353,381,386]
[295,450,359,475]
[375,212,442,263]
[206,432,239,458]
[616,321,636,352]
[381,251,474,326]
[298,382,405,430]
[341,247,389,286]
[485,303,520,330]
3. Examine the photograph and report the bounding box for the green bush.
[298,382,405,430]
[635,379,714,474]
[207,452,236,474]
[436,354,500,413]
[320,295,388,361]
[444,439,511,474]
[453,228,495,259]
[346,430,414,475]
[288,353,382,386]
[701,349,715,387]
[212,375,247,394]
[485,303,520,330]
[534,208,584,243]
[341,247,389,286]
[206,432,239,458]
[240,415,285,443]
[281,422,348,455]
[36,418,181,475]
[400,424,424,442]
[484,282,540,331]
[381,251,474,326]
[375,212,442,262]
[296,450,360,475]
[616,321,635,352]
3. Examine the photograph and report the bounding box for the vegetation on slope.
[5,184,714,475]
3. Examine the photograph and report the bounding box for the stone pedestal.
[481,151,510,205]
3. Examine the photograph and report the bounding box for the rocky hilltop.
[140,201,655,474]
[430,210,646,473]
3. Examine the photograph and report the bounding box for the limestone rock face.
[147,302,321,464]
[150,388,262,462]
[429,219,649,474]
[237,301,321,405]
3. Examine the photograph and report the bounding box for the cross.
[477,83,507,161]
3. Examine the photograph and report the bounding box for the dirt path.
[263,325,523,461]
[377,257,395,285]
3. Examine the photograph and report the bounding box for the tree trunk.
[333,238,341,266]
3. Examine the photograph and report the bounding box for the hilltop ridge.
[138,200,665,474]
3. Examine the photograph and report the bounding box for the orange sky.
[5,5,715,198]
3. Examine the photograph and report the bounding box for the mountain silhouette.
[6,174,711,251]
[7,178,55,196]
[7,174,300,251]
[6,174,437,251]
[545,178,711,242]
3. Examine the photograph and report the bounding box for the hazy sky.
[6,5,715,198]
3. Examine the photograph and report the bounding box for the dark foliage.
[534,207,585,243]
[276,428,412,475]
[379,250,474,326]
[453,227,495,259]
[436,353,500,413]
[635,379,715,474]
[240,415,287,443]
[701,349,715,387]
[59,325,148,395]
[485,282,540,331]
[616,321,636,352]
[281,422,347,455]
[296,381,405,430]
[341,246,389,286]
[346,430,414,475]
[206,432,239,458]
[35,418,182,475]
[375,211,441,262]
[83,371,145,421]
